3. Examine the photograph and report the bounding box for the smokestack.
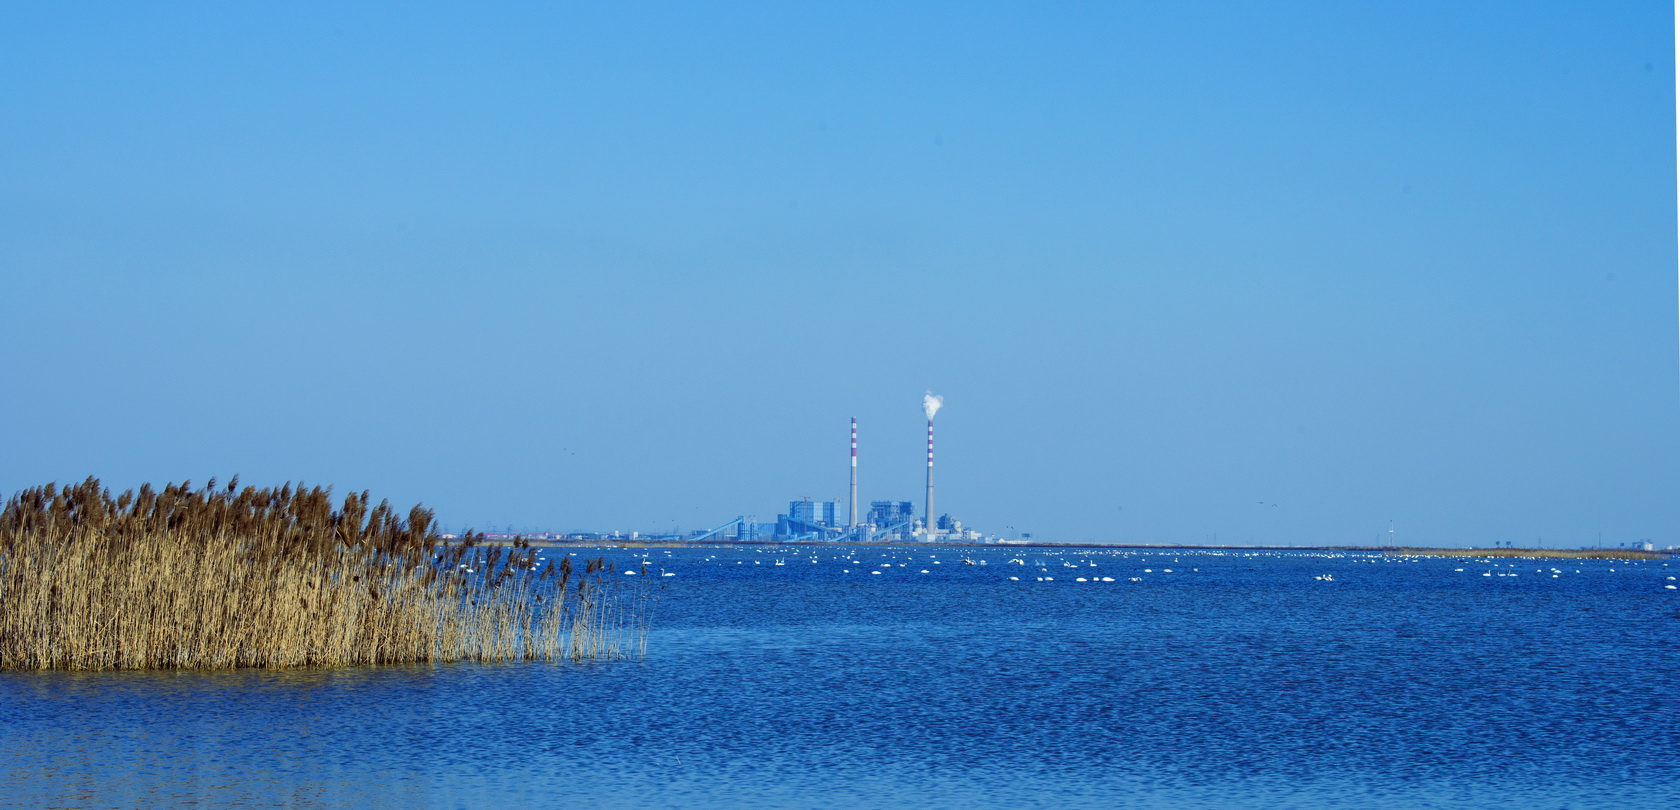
[923,392,942,535]
[849,417,858,529]
[925,419,935,532]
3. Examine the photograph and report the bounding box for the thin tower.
[925,419,935,532]
[849,417,858,529]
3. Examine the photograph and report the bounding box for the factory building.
[789,499,841,527]
[776,498,844,538]
[868,501,915,528]
[930,513,984,542]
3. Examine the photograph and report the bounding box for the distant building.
[788,499,841,527]
[919,513,983,542]
[868,501,915,527]
[777,498,845,538]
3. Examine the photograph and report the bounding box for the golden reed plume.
[0,477,652,670]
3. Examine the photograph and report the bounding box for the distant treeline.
[0,477,651,670]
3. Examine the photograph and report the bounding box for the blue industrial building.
[868,501,915,528]
[777,498,844,537]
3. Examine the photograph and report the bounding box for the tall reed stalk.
[0,477,653,670]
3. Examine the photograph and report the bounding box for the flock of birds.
[584,547,1677,591]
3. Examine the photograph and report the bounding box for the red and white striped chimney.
[924,419,935,532]
[849,417,858,529]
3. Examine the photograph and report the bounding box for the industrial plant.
[454,394,1004,545]
[677,393,996,544]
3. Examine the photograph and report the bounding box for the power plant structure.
[752,394,985,543]
[497,395,1000,544]
[849,417,859,529]
[925,418,935,530]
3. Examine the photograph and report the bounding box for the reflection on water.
[3,547,1677,808]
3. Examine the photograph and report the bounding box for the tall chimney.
[849,417,858,529]
[925,419,935,533]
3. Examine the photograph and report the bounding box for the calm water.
[3,546,1677,808]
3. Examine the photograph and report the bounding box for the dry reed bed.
[0,477,652,670]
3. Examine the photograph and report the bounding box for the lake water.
[3,546,1677,808]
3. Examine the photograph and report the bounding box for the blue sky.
[2,1,1674,545]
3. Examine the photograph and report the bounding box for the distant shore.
[1394,546,1665,560]
[461,538,1671,559]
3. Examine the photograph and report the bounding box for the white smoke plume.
[923,391,944,420]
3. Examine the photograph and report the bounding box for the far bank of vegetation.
[0,477,652,670]
[1396,547,1665,560]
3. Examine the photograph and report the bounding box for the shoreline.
[461,538,1672,560]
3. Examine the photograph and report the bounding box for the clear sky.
[2,1,1675,546]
